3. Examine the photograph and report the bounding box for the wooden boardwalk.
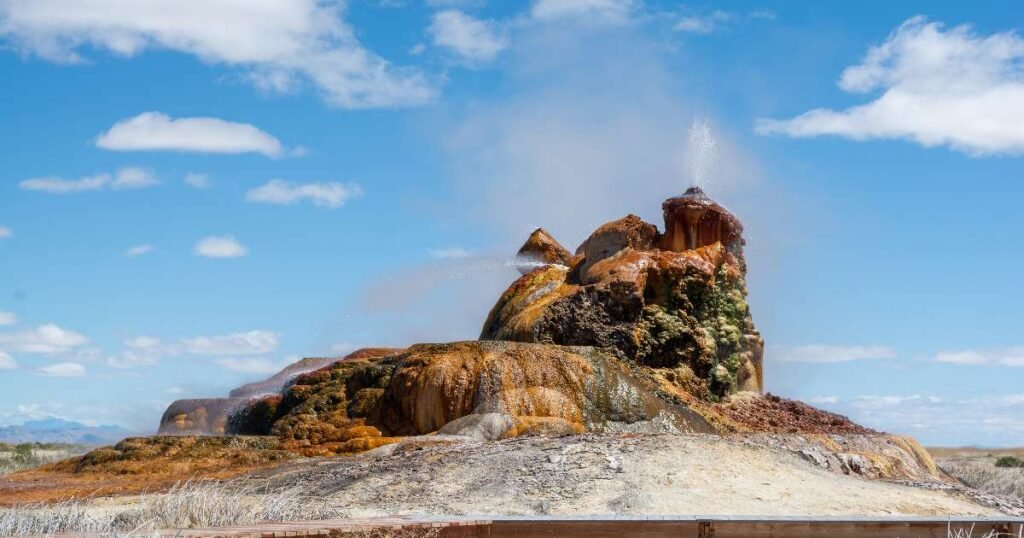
[67,516,1023,538]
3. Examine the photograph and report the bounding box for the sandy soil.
[245,433,1009,517]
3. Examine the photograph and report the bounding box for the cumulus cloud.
[0,352,16,370]
[106,331,279,368]
[245,180,362,208]
[180,330,279,356]
[0,324,90,354]
[932,347,1024,367]
[97,112,287,157]
[806,393,1024,446]
[0,312,16,326]
[429,10,508,64]
[757,17,1024,156]
[767,345,897,363]
[193,235,247,258]
[36,362,86,377]
[184,173,211,189]
[0,0,435,108]
[530,0,636,24]
[19,167,158,194]
[125,244,154,257]
[0,226,12,239]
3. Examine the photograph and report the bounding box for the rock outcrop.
[158,398,242,435]
[247,341,714,455]
[151,189,908,468]
[482,187,763,400]
[516,228,572,272]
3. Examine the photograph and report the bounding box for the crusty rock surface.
[481,190,763,400]
[257,341,715,455]
[244,433,1014,517]
[517,228,572,271]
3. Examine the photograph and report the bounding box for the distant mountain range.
[0,418,134,445]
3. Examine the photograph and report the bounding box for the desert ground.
[2,433,1023,536]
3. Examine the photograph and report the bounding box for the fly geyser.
[481,186,763,400]
[149,190,939,483]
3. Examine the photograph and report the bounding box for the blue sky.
[0,0,1022,446]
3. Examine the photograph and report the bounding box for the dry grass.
[0,478,345,536]
[0,444,90,476]
[940,458,1024,500]
[0,436,296,505]
[947,523,1023,538]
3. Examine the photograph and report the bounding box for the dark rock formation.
[481,188,763,400]
[229,348,404,398]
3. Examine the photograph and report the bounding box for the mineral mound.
[0,189,982,512]
[481,187,763,400]
[148,189,929,479]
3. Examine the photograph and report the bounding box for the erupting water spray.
[686,117,718,190]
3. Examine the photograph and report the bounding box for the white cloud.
[245,179,362,208]
[19,167,158,194]
[125,244,154,257]
[933,347,1024,367]
[194,235,247,258]
[36,362,86,377]
[97,112,287,157]
[429,10,508,64]
[0,226,12,239]
[530,0,636,23]
[757,17,1024,156]
[767,345,897,363]
[215,357,287,374]
[20,174,108,194]
[110,166,159,189]
[0,0,436,108]
[673,9,774,34]
[0,324,90,354]
[180,330,279,356]
[164,386,185,395]
[850,394,941,409]
[125,336,162,351]
[808,396,839,405]
[102,336,165,368]
[0,352,16,370]
[106,331,279,367]
[0,312,16,326]
[998,394,1024,406]
[429,247,473,259]
[184,173,211,189]
[674,10,731,34]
